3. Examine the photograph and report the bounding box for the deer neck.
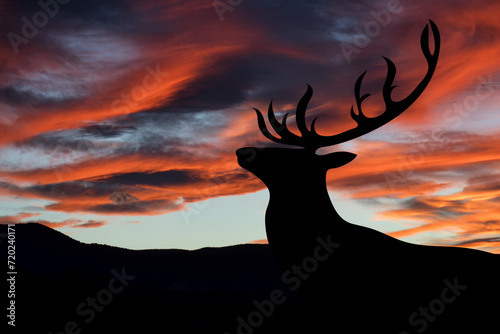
[263,172,347,265]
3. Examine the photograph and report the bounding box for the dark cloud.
[454,236,500,247]
[0,84,76,107]
[0,0,136,34]
[17,131,98,152]
[29,181,121,198]
[96,170,202,187]
[109,192,139,204]
[81,124,137,138]
[153,56,255,113]
[82,199,183,214]
[391,197,471,219]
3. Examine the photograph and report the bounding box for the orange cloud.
[34,219,107,229]
[248,239,269,245]
[0,212,40,224]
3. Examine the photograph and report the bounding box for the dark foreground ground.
[2,223,500,333]
[1,223,299,334]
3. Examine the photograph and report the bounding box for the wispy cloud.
[0,212,40,224]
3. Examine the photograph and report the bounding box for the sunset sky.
[1,0,500,252]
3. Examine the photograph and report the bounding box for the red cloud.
[0,212,41,224]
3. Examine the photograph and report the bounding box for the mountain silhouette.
[1,223,307,333]
[236,20,500,333]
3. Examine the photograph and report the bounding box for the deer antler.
[254,20,440,152]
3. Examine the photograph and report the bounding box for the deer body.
[237,21,500,333]
[239,149,500,333]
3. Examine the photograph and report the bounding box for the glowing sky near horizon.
[1,0,500,253]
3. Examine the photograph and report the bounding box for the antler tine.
[391,19,440,111]
[350,71,371,124]
[255,100,304,146]
[253,20,439,151]
[254,107,282,144]
[308,20,440,149]
[255,85,318,147]
[295,84,314,138]
[267,101,303,144]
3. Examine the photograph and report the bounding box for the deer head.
[237,20,440,189]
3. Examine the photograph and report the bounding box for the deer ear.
[320,151,357,169]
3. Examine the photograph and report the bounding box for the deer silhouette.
[236,21,500,333]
